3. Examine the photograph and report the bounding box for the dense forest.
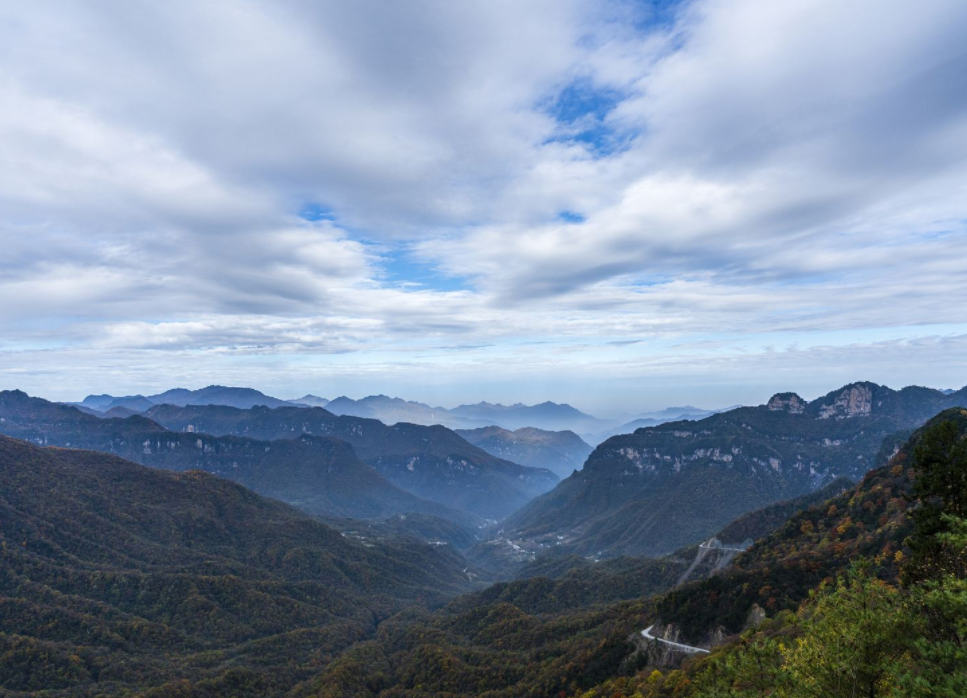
[0,435,479,696]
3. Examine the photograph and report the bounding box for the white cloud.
[1,0,966,406]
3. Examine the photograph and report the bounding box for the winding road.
[698,540,748,553]
[640,625,710,654]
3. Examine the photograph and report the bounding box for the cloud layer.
[2,0,966,410]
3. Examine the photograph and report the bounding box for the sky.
[2,0,967,417]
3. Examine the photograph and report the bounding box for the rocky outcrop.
[819,384,874,419]
[767,392,806,414]
[744,603,767,630]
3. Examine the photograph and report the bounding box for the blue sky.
[1,0,967,416]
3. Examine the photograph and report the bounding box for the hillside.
[0,391,474,525]
[143,403,558,520]
[456,425,593,478]
[497,382,967,558]
[277,409,967,698]
[0,435,478,696]
[648,413,966,645]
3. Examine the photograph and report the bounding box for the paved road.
[640,625,710,654]
[698,540,747,553]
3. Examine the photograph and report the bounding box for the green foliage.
[0,435,478,696]
[780,563,914,698]
[604,411,967,698]
[905,410,967,581]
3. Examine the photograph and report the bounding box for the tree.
[905,415,967,582]
[896,516,967,698]
[780,562,912,698]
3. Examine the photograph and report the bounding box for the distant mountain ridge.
[289,394,330,407]
[74,385,733,443]
[76,388,614,435]
[456,425,593,479]
[497,381,967,559]
[449,401,611,433]
[0,390,474,525]
[143,402,558,519]
[586,405,737,445]
[320,394,617,434]
[79,385,297,413]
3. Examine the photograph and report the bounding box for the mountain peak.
[766,392,806,414]
[816,382,883,419]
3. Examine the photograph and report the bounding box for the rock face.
[819,384,874,419]
[767,392,806,413]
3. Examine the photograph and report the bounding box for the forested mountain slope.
[456,425,593,479]
[0,435,479,696]
[499,382,966,558]
[143,402,558,520]
[284,409,967,698]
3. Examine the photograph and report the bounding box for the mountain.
[0,434,479,695]
[149,385,297,409]
[0,390,473,525]
[324,395,613,434]
[495,381,967,559]
[78,385,299,413]
[289,394,330,407]
[456,425,593,478]
[586,405,737,445]
[101,405,141,419]
[324,394,455,425]
[449,400,611,433]
[143,402,559,520]
[79,393,155,413]
[649,411,964,647]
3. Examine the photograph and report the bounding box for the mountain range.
[79,385,298,412]
[0,390,962,695]
[75,385,734,444]
[494,381,967,559]
[0,390,479,525]
[142,402,558,519]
